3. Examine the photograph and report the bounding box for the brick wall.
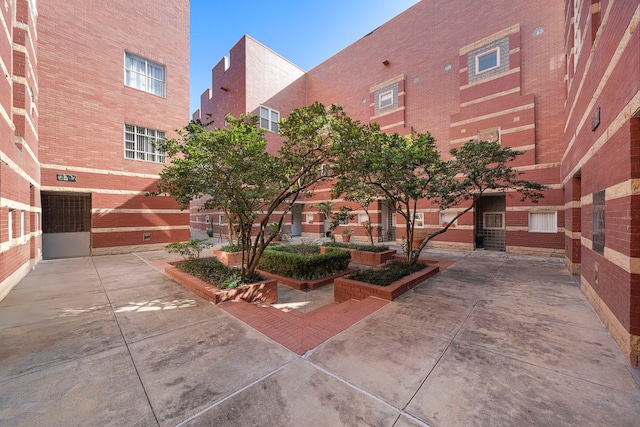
[0,0,41,300]
[562,0,640,365]
[37,0,190,256]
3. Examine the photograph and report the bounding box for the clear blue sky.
[189,0,420,114]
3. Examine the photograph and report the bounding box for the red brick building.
[562,0,640,366]
[0,0,39,301]
[0,0,190,299]
[193,0,639,365]
[194,1,566,253]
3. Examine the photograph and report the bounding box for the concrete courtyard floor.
[0,246,639,426]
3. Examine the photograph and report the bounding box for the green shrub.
[267,243,320,256]
[322,241,390,253]
[220,244,242,253]
[175,257,263,289]
[347,260,427,286]
[258,246,350,280]
[166,238,213,260]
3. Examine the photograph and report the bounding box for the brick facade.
[0,0,40,300]
[193,0,640,365]
[0,0,190,299]
[37,0,190,257]
[562,0,640,367]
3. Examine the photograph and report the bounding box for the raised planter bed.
[165,265,277,304]
[257,269,352,291]
[320,246,396,266]
[334,264,440,302]
[213,249,243,267]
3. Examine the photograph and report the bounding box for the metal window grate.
[42,194,91,233]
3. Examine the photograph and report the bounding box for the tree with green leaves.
[333,127,547,264]
[153,102,361,279]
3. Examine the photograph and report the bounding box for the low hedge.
[322,241,390,253]
[258,246,350,280]
[267,243,320,256]
[175,257,263,289]
[347,260,427,286]
[219,244,242,253]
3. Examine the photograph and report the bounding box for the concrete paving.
[0,247,639,426]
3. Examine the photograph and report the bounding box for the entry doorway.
[41,193,91,259]
[475,194,506,251]
[291,204,302,237]
[381,201,395,242]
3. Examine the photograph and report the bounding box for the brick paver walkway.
[219,297,388,354]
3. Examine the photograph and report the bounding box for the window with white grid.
[528,211,557,233]
[260,106,279,132]
[124,124,165,163]
[125,52,166,97]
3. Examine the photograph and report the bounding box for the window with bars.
[125,52,166,97]
[42,194,91,234]
[124,124,166,163]
[260,106,279,132]
[483,212,504,229]
[529,211,557,233]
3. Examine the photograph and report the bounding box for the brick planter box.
[257,269,352,291]
[334,264,440,302]
[165,265,277,304]
[320,246,397,266]
[213,250,244,267]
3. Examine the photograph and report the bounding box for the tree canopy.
[332,128,547,264]
[155,101,548,273]
[153,103,363,278]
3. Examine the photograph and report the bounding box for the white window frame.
[529,211,557,233]
[205,215,210,224]
[413,212,425,228]
[259,106,279,133]
[483,212,504,230]
[124,124,166,163]
[476,47,500,74]
[218,215,225,225]
[358,213,369,226]
[320,163,331,176]
[124,52,166,97]
[439,211,458,228]
[379,89,394,109]
[305,214,314,224]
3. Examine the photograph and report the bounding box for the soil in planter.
[347,260,427,286]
